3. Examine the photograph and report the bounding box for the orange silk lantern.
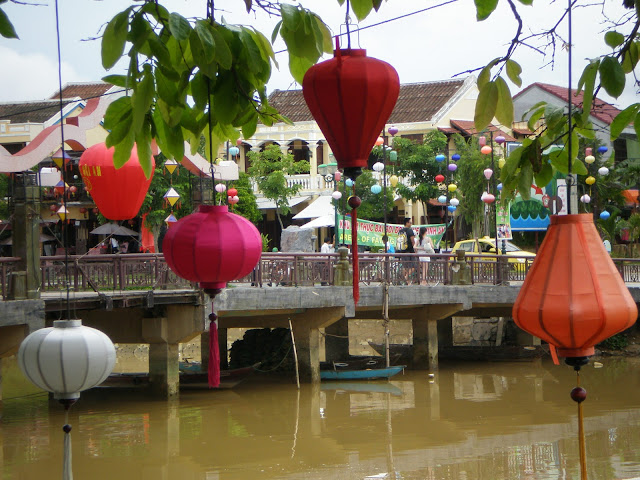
[79,143,153,220]
[513,214,637,365]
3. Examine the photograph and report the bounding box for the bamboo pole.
[289,318,300,389]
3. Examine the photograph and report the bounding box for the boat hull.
[320,366,405,381]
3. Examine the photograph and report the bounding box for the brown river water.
[2,356,640,480]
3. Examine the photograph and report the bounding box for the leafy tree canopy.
[338,169,394,221]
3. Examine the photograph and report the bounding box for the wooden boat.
[320,356,405,381]
[103,363,259,390]
[368,342,547,362]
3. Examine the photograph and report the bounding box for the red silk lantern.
[303,47,400,180]
[513,214,637,364]
[435,174,445,183]
[79,143,153,220]
[227,188,238,197]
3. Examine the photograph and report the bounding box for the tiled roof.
[268,78,468,124]
[0,100,75,123]
[449,120,517,142]
[49,82,113,100]
[514,82,621,125]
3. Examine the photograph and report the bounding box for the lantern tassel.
[573,372,588,480]
[208,312,221,388]
[61,401,76,480]
[351,209,359,305]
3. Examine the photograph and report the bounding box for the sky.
[1,0,637,110]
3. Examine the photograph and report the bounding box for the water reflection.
[3,358,640,479]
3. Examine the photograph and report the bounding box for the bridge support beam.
[149,343,180,398]
[411,305,463,371]
[324,317,349,362]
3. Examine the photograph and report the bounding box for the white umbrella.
[299,215,335,229]
[90,223,139,237]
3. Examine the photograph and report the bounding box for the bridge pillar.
[324,317,349,362]
[149,343,180,398]
[411,305,463,371]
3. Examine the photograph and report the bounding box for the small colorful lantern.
[495,135,506,145]
[597,146,608,154]
[303,46,400,181]
[451,154,461,161]
[498,158,506,169]
[482,193,495,204]
[497,183,503,191]
[437,195,447,204]
[164,159,179,175]
[435,154,446,163]
[236,138,243,146]
[228,195,240,205]
[448,184,457,193]
[389,175,399,187]
[215,183,226,193]
[450,198,459,207]
[164,187,180,207]
[334,171,342,182]
[600,210,611,220]
[227,188,238,197]
[586,176,596,185]
[92,208,99,215]
[598,166,609,176]
[585,155,595,164]
[164,213,178,226]
[372,162,384,172]
[371,184,382,194]
[580,194,591,204]
[479,136,487,147]
[481,145,492,155]
[49,204,58,212]
[79,143,153,220]
[388,126,398,136]
[435,174,445,183]
[69,185,77,194]
[483,168,493,180]
[345,178,354,187]
[448,163,457,172]
[375,137,384,146]
[54,180,68,197]
[447,205,456,213]
[585,148,592,156]
[52,148,71,169]
[56,205,67,221]
[389,151,398,162]
[332,191,343,200]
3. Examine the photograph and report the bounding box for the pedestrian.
[396,218,417,284]
[382,234,395,253]
[321,236,334,254]
[416,227,435,285]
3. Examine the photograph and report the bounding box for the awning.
[299,215,335,229]
[292,195,334,219]
[256,196,310,211]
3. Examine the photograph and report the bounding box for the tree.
[452,135,492,237]
[247,145,309,229]
[232,172,262,224]
[337,169,393,221]
[393,131,447,221]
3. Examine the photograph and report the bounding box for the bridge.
[0,251,638,398]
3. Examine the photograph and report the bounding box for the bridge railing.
[0,252,637,299]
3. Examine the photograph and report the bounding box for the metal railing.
[0,253,636,299]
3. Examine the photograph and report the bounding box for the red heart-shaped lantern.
[79,143,153,220]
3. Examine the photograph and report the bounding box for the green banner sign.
[337,215,446,248]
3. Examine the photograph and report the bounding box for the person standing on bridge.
[416,227,435,285]
[396,218,417,284]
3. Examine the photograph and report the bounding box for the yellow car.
[451,237,536,271]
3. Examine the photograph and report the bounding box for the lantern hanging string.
[350,183,360,305]
[345,0,351,49]
[208,308,221,388]
[207,0,216,205]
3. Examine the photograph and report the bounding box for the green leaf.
[494,77,514,128]
[195,20,216,63]
[599,56,625,98]
[526,104,545,131]
[243,0,252,13]
[135,122,154,178]
[635,113,640,143]
[534,162,553,188]
[147,34,172,66]
[209,25,233,70]
[313,15,333,54]
[505,59,522,87]
[474,0,499,21]
[242,112,258,139]
[351,0,374,21]
[572,157,588,176]
[604,31,625,48]
[0,7,18,39]
[132,66,154,133]
[474,81,498,132]
[610,103,640,140]
[129,12,152,49]
[622,42,639,74]
[157,98,184,127]
[518,164,533,200]
[213,74,240,124]
[288,54,314,85]
[169,12,191,42]
[477,58,500,89]
[102,10,130,69]
[102,74,129,88]
[272,20,282,44]
[543,104,564,133]
[576,60,599,121]
[280,4,301,31]
[190,72,209,111]
[549,147,569,174]
[516,0,532,5]
[113,131,135,169]
[155,66,181,106]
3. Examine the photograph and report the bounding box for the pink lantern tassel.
[208,312,221,388]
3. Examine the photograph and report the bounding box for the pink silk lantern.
[163,205,262,387]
